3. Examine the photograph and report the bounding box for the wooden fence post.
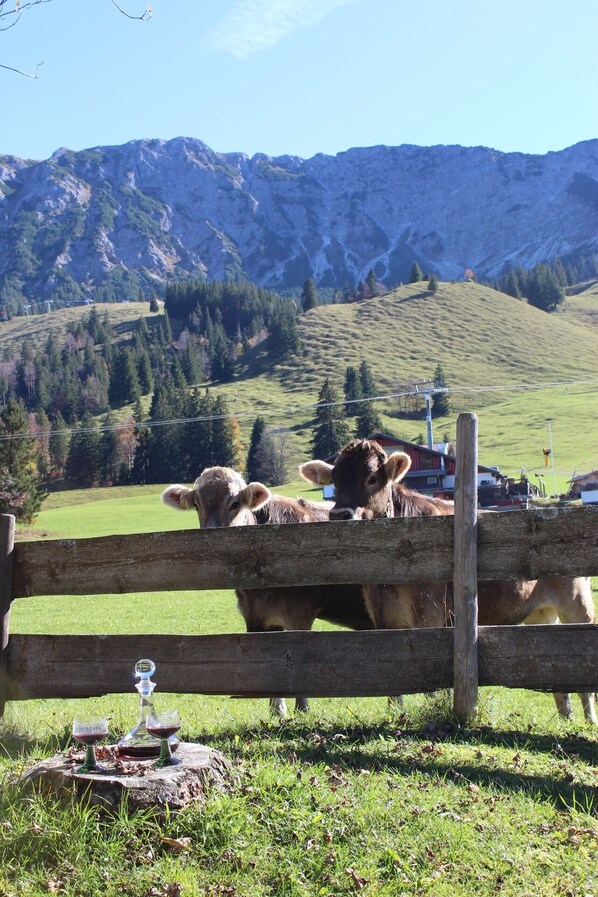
[453,413,479,723]
[0,514,15,718]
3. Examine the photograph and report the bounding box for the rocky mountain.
[1,137,597,310]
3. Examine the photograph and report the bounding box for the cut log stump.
[19,743,235,813]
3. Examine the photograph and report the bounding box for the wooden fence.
[1,414,597,722]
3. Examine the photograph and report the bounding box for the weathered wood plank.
[478,624,598,691]
[0,514,15,716]
[4,630,455,699]
[453,413,479,722]
[476,504,598,581]
[11,519,455,597]
[11,505,598,598]
[4,625,596,701]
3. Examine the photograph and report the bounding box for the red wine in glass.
[72,716,108,773]
[146,723,180,740]
[146,711,181,767]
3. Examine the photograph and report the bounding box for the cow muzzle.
[329,507,358,521]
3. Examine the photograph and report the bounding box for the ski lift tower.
[411,381,435,449]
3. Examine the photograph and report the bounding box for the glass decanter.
[116,658,162,758]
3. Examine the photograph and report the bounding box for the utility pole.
[424,391,434,449]
[546,419,557,498]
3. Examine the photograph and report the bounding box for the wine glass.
[72,716,109,774]
[146,710,181,768]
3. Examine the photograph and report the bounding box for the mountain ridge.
[1,137,597,311]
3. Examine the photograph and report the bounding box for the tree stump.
[19,743,235,814]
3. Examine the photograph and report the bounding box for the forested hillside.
[2,275,598,522]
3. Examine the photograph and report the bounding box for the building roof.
[368,432,504,478]
[568,470,598,483]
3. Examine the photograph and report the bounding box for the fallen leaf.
[345,867,369,889]
[161,836,192,852]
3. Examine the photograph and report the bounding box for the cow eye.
[229,498,240,511]
[367,474,378,486]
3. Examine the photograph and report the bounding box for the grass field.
[1,486,597,896]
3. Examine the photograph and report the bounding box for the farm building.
[568,470,598,504]
[323,433,538,509]
[568,470,598,497]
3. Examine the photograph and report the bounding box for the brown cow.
[300,439,597,724]
[161,466,372,717]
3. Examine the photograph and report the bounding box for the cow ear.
[299,460,334,485]
[384,452,411,483]
[161,485,196,510]
[244,482,272,511]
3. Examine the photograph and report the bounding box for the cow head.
[161,466,271,528]
[299,439,411,520]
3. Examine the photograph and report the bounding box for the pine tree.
[359,361,377,398]
[409,262,423,283]
[503,269,522,299]
[49,410,69,476]
[180,388,214,479]
[311,379,351,459]
[210,394,235,467]
[355,400,382,438]
[268,302,300,360]
[35,408,52,479]
[99,409,121,485]
[0,399,46,522]
[354,361,382,436]
[130,399,151,485]
[65,412,101,487]
[433,363,450,416]
[146,378,183,482]
[246,416,266,482]
[428,274,439,294]
[343,366,362,417]
[366,268,379,298]
[526,263,565,312]
[301,277,319,312]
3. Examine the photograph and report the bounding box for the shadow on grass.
[196,716,598,815]
[0,725,86,763]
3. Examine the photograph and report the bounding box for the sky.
[1,0,597,162]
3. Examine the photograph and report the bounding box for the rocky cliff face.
[1,136,597,305]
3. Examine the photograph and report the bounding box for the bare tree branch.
[109,0,152,21]
[0,0,52,22]
[1,0,152,77]
[0,58,42,76]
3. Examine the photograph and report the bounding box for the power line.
[1,376,598,442]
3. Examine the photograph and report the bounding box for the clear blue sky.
[2,0,597,162]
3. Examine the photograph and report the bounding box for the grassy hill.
[218,282,598,489]
[2,285,598,492]
[0,300,158,355]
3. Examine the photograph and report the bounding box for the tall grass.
[2,290,598,895]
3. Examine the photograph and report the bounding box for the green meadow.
[1,484,596,897]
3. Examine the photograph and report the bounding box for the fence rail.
[1,414,597,721]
